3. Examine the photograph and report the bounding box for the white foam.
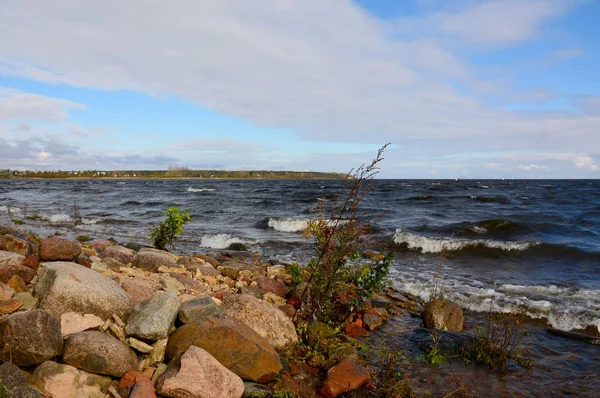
[200,234,258,249]
[187,187,216,193]
[268,218,309,233]
[49,214,72,223]
[82,217,103,225]
[393,230,538,253]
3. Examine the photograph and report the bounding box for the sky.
[1,0,599,178]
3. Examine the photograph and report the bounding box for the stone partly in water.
[0,362,42,398]
[33,360,113,398]
[319,357,371,397]
[422,299,464,332]
[34,261,133,320]
[166,316,282,383]
[178,296,224,324]
[62,330,139,377]
[157,346,245,398]
[39,237,81,261]
[125,291,180,341]
[221,294,298,350]
[0,309,63,367]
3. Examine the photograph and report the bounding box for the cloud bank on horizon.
[0,0,599,178]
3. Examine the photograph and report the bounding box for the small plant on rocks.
[150,207,191,251]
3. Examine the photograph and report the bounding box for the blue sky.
[1,0,599,178]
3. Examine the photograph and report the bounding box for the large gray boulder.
[0,309,63,367]
[100,245,134,265]
[157,346,245,398]
[63,331,139,377]
[34,262,133,320]
[125,291,180,341]
[221,294,298,350]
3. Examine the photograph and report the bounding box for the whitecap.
[200,234,258,249]
[187,187,216,193]
[268,218,309,233]
[49,214,72,223]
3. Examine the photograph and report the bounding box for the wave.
[392,274,600,331]
[407,195,432,201]
[200,234,258,249]
[393,230,538,253]
[49,214,72,223]
[187,187,216,193]
[267,217,309,233]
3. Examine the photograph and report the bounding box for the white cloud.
[0,0,597,177]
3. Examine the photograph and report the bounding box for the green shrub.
[150,207,191,251]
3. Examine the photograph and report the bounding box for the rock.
[63,331,139,377]
[166,317,282,383]
[263,292,286,305]
[157,346,245,398]
[255,276,287,298]
[286,297,301,309]
[344,322,368,338]
[370,298,392,309]
[320,357,371,397]
[14,291,38,311]
[0,298,23,314]
[32,361,112,398]
[75,254,92,268]
[128,337,154,353]
[289,281,310,300]
[220,261,257,280]
[278,304,296,319]
[362,313,383,331]
[60,312,104,336]
[160,275,185,293]
[306,321,336,348]
[139,339,168,369]
[0,281,14,300]
[1,233,31,256]
[125,242,145,252]
[101,257,126,271]
[90,239,112,252]
[168,272,205,293]
[192,264,222,277]
[121,278,156,306]
[237,285,263,298]
[39,238,81,261]
[204,257,221,268]
[220,251,255,262]
[0,251,35,283]
[0,362,42,398]
[221,294,298,350]
[0,309,63,366]
[34,261,133,320]
[118,370,154,395]
[178,296,224,324]
[422,299,464,332]
[227,242,248,251]
[125,292,180,341]
[133,250,177,273]
[243,382,271,398]
[101,245,134,265]
[21,254,40,271]
[8,274,28,292]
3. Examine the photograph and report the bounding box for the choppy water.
[1,178,599,395]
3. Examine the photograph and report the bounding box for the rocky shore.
[1,224,437,398]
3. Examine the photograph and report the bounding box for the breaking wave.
[200,234,258,249]
[187,187,216,193]
[267,217,309,232]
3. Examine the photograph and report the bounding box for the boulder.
[101,257,126,271]
[255,277,287,298]
[60,312,104,336]
[159,275,185,293]
[422,299,464,332]
[133,250,178,272]
[1,233,31,256]
[166,317,282,383]
[63,330,139,377]
[178,296,223,324]
[32,361,112,398]
[90,239,113,252]
[0,362,42,398]
[0,309,63,366]
[34,262,133,320]
[125,291,180,341]
[121,278,156,305]
[39,238,81,261]
[220,261,257,280]
[101,245,134,265]
[157,346,244,398]
[221,294,298,350]
[320,357,371,397]
[168,272,205,293]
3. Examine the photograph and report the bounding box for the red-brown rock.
[278,304,296,319]
[7,275,27,293]
[344,322,368,338]
[0,263,36,284]
[118,369,150,390]
[130,379,157,398]
[255,276,287,298]
[90,239,113,252]
[286,297,301,309]
[0,234,30,256]
[20,254,39,271]
[101,245,134,266]
[121,279,156,306]
[39,238,81,261]
[320,357,371,397]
